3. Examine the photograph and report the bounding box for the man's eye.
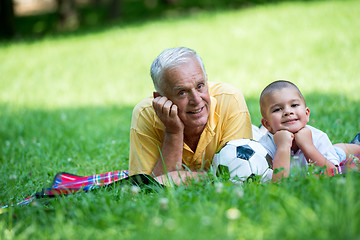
[197,84,203,89]
[178,91,185,96]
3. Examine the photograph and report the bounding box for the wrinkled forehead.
[164,58,204,81]
[165,56,198,73]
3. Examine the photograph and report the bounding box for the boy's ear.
[305,107,310,123]
[261,118,272,133]
[153,92,161,98]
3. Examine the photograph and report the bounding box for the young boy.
[258,80,360,181]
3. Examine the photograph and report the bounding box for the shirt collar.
[183,96,218,154]
[207,96,219,131]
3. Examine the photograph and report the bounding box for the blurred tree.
[56,0,79,31]
[108,0,123,19]
[162,0,178,4]
[0,0,15,39]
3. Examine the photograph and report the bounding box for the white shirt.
[258,125,340,169]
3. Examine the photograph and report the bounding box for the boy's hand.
[152,95,184,134]
[294,127,313,151]
[273,130,294,150]
[294,127,335,168]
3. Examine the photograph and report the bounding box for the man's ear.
[153,92,161,98]
[261,118,272,133]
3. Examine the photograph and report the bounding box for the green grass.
[1,0,360,239]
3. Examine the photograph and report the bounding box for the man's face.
[261,87,310,134]
[160,58,211,132]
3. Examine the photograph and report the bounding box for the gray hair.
[150,47,207,94]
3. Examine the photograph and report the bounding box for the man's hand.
[155,170,207,186]
[152,93,185,176]
[152,95,184,134]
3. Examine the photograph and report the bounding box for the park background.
[1,0,360,239]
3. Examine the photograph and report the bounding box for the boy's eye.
[272,108,281,113]
[291,103,299,107]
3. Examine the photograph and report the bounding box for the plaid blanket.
[322,154,359,177]
[1,170,159,208]
[44,170,130,195]
[1,154,359,209]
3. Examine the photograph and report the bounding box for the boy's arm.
[272,130,293,182]
[295,128,335,169]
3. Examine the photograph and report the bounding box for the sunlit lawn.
[1,0,360,239]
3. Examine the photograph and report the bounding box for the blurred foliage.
[12,0,322,38]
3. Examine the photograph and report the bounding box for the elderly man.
[129,47,252,178]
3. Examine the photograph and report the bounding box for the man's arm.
[152,130,184,176]
[155,170,207,186]
[295,127,335,169]
[152,95,184,176]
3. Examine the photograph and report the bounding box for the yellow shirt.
[129,82,253,175]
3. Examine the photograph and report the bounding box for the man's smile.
[188,106,204,114]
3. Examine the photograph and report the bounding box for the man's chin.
[184,120,208,131]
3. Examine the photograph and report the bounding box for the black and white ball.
[213,139,273,183]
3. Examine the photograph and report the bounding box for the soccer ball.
[213,139,273,184]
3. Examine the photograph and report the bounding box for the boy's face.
[261,87,310,134]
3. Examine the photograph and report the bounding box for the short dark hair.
[259,80,305,117]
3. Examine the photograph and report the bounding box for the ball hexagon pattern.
[213,139,273,183]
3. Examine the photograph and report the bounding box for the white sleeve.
[313,131,341,165]
[258,133,277,161]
